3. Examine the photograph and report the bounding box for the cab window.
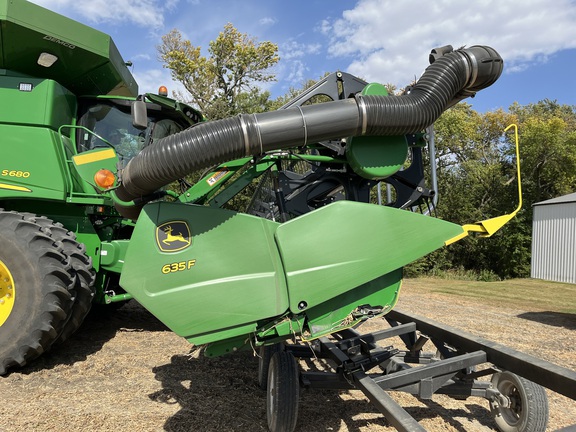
[76,99,184,163]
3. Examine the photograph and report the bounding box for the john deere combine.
[0,0,505,374]
[8,2,572,432]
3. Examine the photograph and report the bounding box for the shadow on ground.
[17,300,169,374]
[517,311,576,330]
[149,351,496,431]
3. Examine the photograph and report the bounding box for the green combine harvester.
[3,2,575,431]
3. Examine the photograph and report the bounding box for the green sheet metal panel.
[0,0,137,96]
[0,76,75,130]
[275,201,464,313]
[120,202,288,341]
[0,123,69,200]
[304,268,402,339]
[347,134,408,180]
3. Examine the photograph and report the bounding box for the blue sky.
[30,0,576,113]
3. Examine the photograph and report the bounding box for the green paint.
[347,82,407,179]
[0,124,69,200]
[100,240,130,273]
[120,202,288,341]
[304,269,402,339]
[0,0,137,96]
[275,201,464,313]
[119,200,462,350]
[347,135,408,179]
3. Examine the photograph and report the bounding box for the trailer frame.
[262,308,576,432]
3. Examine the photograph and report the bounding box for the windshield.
[76,99,185,163]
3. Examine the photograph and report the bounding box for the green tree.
[510,100,576,204]
[421,100,576,279]
[433,105,523,277]
[158,24,280,119]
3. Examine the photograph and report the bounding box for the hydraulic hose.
[115,45,502,218]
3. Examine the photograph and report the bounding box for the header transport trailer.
[1,1,574,431]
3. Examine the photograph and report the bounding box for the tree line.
[158,26,576,280]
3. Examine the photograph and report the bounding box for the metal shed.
[531,192,576,284]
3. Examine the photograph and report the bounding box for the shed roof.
[533,192,576,207]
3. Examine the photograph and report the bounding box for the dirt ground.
[1,280,575,432]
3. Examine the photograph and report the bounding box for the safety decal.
[206,168,229,186]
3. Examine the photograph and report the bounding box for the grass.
[403,277,576,314]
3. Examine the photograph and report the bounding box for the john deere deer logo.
[156,221,192,252]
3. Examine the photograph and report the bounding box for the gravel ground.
[1,279,575,432]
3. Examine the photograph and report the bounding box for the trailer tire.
[266,351,299,432]
[22,215,96,344]
[0,210,75,375]
[490,371,549,432]
[258,343,284,390]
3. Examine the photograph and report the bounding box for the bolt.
[5,293,10,299]
[0,299,4,305]
[297,301,308,310]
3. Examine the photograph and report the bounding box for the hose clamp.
[462,50,478,89]
[296,106,308,147]
[356,95,368,135]
[252,114,264,155]
[239,114,251,156]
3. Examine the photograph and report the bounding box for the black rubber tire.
[258,343,284,390]
[0,210,75,374]
[490,371,549,432]
[21,214,96,344]
[266,351,299,432]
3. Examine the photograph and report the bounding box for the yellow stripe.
[73,149,116,165]
[0,183,32,192]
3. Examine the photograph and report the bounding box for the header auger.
[2,2,575,431]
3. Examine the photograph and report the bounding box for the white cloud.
[259,17,277,26]
[278,40,322,88]
[281,40,322,60]
[325,0,576,86]
[29,0,176,29]
[133,53,152,61]
[318,19,332,36]
[285,60,308,85]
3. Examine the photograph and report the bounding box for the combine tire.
[266,351,299,432]
[0,210,75,374]
[490,371,549,432]
[22,214,96,343]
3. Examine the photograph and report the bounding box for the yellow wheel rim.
[0,259,15,326]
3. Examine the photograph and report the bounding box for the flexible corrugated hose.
[115,45,502,218]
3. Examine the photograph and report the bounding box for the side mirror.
[131,99,148,130]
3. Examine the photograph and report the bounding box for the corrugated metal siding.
[531,201,576,284]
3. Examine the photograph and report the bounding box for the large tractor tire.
[21,214,96,344]
[0,210,76,374]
